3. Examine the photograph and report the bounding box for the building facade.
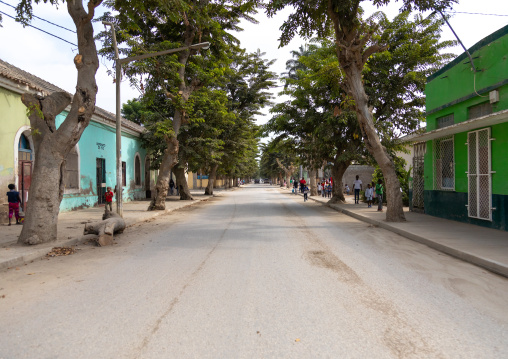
[408,25,508,231]
[0,59,150,223]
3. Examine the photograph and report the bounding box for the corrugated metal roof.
[0,58,144,134]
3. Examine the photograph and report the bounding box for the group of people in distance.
[288,174,384,211]
[344,175,384,211]
[317,179,333,198]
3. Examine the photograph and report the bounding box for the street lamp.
[102,21,209,217]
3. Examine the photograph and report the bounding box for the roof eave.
[402,109,508,142]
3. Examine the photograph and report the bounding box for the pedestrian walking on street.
[345,184,350,195]
[169,178,175,195]
[365,183,374,208]
[353,175,362,204]
[376,179,384,211]
[6,184,22,226]
[299,177,306,193]
[293,179,298,195]
[105,187,114,213]
[303,185,309,202]
[317,182,322,196]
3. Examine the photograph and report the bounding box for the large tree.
[265,0,457,221]
[267,12,454,204]
[14,0,102,245]
[99,0,260,209]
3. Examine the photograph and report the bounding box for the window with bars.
[468,102,492,120]
[65,146,79,189]
[434,136,454,191]
[436,114,454,129]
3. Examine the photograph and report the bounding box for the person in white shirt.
[353,175,362,204]
[365,183,374,208]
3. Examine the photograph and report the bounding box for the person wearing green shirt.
[375,179,384,211]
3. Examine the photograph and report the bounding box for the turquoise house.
[0,59,150,222]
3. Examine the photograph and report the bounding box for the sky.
[0,0,507,126]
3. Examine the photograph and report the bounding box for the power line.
[0,10,77,46]
[0,0,76,32]
[445,11,508,17]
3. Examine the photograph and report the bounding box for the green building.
[408,25,508,231]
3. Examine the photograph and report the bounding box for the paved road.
[1,185,507,358]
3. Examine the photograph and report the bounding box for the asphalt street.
[1,184,507,359]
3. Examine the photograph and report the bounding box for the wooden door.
[18,161,32,208]
[96,158,106,205]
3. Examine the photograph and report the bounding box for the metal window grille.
[437,114,454,129]
[433,136,454,191]
[467,128,492,221]
[412,142,426,212]
[468,102,492,120]
[65,147,79,189]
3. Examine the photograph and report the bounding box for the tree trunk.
[342,64,404,220]
[174,165,193,200]
[309,168,317,196]
[18,0,100,245]
[328,5,405,221]
[204,165,218,195]
[329,160,350,204]
[18,146,66,245]
[84,212,126,246]
[148,136,179,210]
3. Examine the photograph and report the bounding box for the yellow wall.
[186,171,224,189]
[0,87,30,221]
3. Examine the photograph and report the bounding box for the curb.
[0,196,211,271]
[280,187,508,278]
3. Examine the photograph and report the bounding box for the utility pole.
[102,21,209,217]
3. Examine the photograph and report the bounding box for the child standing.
[365,183,374,208]
[375,179,384,211]
[303,185,309,202]
[327,183,332,198]
[6,184,22,225]
[105,187,114,212]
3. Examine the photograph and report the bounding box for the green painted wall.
[426,25,508,115]
[422,25,508,230]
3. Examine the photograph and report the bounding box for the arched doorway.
[18,133,33,207]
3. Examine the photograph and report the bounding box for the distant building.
[0,59,151,223]
[405,25,508,231]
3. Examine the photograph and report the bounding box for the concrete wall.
[342,165,376,189]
